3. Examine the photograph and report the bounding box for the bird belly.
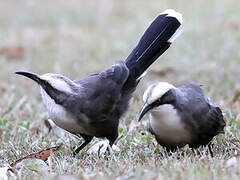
[150,104,191,148]
[48,105,87,134]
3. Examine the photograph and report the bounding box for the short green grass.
[0,0,240,179]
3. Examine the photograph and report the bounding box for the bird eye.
[153,99,161,105]
[40,80,49,88]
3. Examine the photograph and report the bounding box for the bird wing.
[67,61,130,123]
[176,83,225,145]
[205,98,226,135]
[192,101,225,145]
[179,84,225,145]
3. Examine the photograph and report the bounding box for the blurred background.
[0,0,240,177]
[1,0,239,102]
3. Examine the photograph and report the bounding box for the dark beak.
[138,103,155,122]
[15,71,41,84]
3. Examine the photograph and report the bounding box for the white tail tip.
[161,9,183,24]
[167,28,183,43]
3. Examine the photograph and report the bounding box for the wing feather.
[65,61,130,124]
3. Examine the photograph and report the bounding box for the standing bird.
[138,82,226,155]
[15,9,183,155]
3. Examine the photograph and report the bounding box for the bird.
[138,82,226,156]
[15,9,183,155]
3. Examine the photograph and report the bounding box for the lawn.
[0,0,240,179]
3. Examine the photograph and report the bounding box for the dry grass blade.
[230,90,240,105]
[44,119,52,132]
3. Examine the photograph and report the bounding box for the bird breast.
[39,87,87,134]
[149,104,191,147]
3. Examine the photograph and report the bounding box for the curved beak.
[138,103,155,122]
[15,71,41,84]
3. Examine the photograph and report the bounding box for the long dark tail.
[125,9,183,80]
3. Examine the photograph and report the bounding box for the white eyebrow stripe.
[143,82,176,105]
[40,75,73,94]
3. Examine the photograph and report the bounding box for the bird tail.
[125,9,183,79]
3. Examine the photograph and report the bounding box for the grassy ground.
[0,0,240,179]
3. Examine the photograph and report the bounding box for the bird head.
[15,71,78,104]
[138,82,176,121]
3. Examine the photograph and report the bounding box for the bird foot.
[87,140,120,156]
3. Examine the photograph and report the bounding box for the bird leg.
[109,138,116,147]
[106,134,118,152]
[208,144,214,157]
[105,142,117,161]
[105,136,119,160]
[73,135,93,156]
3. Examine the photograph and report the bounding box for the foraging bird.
[138,82,226,154]
[15,9,183,155]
